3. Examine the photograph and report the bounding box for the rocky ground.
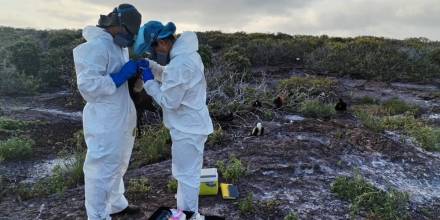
[1,72,440,219]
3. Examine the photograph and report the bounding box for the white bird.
[251,122,264,136]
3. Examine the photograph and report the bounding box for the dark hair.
[151,34,176,48]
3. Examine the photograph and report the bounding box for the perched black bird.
[251,122,264,136]
[273,96,285,108]
[335,98,347,112]
[252,100,262,108]
[128,73,158,129]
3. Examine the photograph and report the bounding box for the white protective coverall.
[73,26,137,220]
[143,31,214,212]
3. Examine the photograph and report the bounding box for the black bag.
[148,207,225,220]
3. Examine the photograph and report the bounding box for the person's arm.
[143,64,189,110]
[73,44,116,102]
[147,59,165,82]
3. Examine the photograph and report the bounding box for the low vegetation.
[277,76,337,108]
[299,99,336,119]
[284,212,299,220]
[127,177,151,199]
[331,172,409,219]
[167,178,178,193]
[14,130,86,199]
[216,156,246,183]
[354,100,440,151]
[238,193,255,215]
[0,137,33,161]
[134,124,171,166]
[0,117,33,131]
[207,125,224,146]
[382,98,419,115]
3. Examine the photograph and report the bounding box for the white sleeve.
[147,59,165,82]
[73,44,116,102]
[143,63,189,110]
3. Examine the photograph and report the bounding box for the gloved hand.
[110,60,138,87]
[140,66,154,82]
[136,59,149,69]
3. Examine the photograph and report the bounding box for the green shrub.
[358,96,379,105]
[382,115,440,151]
[15,150,85,199]
[207,126,224,146]
[216,156,246,183]
[7,39,42,75]
[277,76,337,106]
[354,110,385,133]
[306,36,440,82]
[199,44,213,67]
[136,125,171,164]
[0,137,33,161]
[239,193,255,215]
[127,177,151,199]
[223,46,251,73]
[0,117,31,130]
[382,98,419,115]
[299,99,336,119]
[167,178,178,193]
[331,172,409,219]
[284,212,299,220]
[0,67,41,95]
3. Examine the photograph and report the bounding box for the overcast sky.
[0,0,438,40]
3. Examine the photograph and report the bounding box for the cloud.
[0,0,438,40]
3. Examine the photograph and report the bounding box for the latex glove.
[137,59,149,69]
[140,66,154,83]
[137,59,164,82]
[110,60,138,87]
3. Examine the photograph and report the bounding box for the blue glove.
[110,60,138,87]
[137,59,149,69]
[140,66,154,82]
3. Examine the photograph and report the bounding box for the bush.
[0,117,31,131]
[299,99,336,119]
[239,193,255,215]
[284,212,299,220]
[277,76,337,107]
[6,39,42,75]
[216,156,246,183]
[358,96,379,105]
[354,110,385,133]
[207,125,224,146]
[0,66,41,95]
[0,137,33,161]
[331,172,409,219]
[136,125,171,165]
[223,46,251,73]
[382,98,419,115]
[127,177,151,199]
[199,44,213,67]
[306,36,440,82]
[383,115,440,151]
[167,178,178,193]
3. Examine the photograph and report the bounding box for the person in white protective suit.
[133,21,213,218]
[72,4,143,219]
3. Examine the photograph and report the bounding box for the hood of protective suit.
[82,25,113,42]
[170,32,199,59]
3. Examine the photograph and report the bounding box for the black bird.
[251,122,264,136]
[252,100,262,108]
[335,98,347,112]
[273,96,284,108]
[128,73,158,129]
